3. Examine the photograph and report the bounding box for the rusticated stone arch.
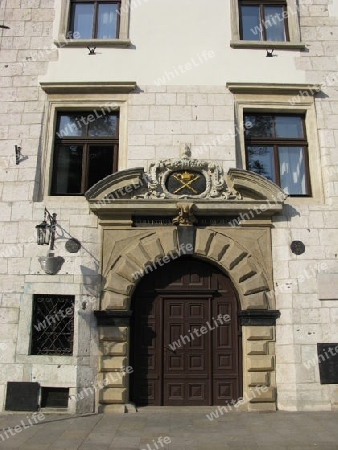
[97,227,277,413]
[100,227,273,312]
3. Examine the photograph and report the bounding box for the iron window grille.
[68,0,121,39]
[244,113,311,196]
[51,111,119,195]
[239,0,289,42]
[31,295,75,356]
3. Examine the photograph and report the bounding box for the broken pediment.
[86,163,286,203]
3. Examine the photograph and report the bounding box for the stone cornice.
[94,310,132,326]
[40,81,137,95]
[226,82,322,95]
[88,200,283,224]
[239,310,281,326]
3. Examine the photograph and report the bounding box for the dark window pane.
[279,147,306,195]
[275,116,304,138]
[264,6,285,41]
[241,5,261,40]
[57,114,87,137]
[87,145,114,189]
[31,295,74,356]
[97,3,118,39]
[244,115,274,137]
[53,145,83,194]
[247,146,275,182]
[88,114,118,136]
[71,3,94,39]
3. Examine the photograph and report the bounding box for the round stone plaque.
[65,238,81,253]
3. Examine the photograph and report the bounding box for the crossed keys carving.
[172,171,201,195]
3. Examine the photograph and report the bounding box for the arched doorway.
[130,257,242,406]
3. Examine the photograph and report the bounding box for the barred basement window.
[31,295,75,356]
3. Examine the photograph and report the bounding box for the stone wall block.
[140,235,165,262]
[98,326,127,342]
[100,292,129,310]
[247,341,268,355]
[126,244,152,269]
[114,256,142,283]
[207,234,231,261]
[248,402,276,412]
[156,228,178,256]
[99,404,126,413]
[247,326,274,341]
[231,257,257,283]
[103,272,133,296]
[241,292,267,310]
[98,372,128,388]
[249,387,276,403]
[248,355,275,372]
[100,356,127,372]
[100,342,127,356]
[248,372,270,386]
[240,273,268,296]
[99,387,127,403]
[195,229,215,255]
[220,243,247,271]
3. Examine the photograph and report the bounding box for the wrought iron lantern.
[36,208,57,250]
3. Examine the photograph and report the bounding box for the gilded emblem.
[166,170,206,196]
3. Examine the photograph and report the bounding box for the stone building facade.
[0,0,337,413]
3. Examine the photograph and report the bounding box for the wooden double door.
[131,258,241,406]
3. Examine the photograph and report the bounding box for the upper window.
[69,0,121,39]
[240,0,288,41]
[51,111,119,195]
[230,0,304,49]
[244,113,310,196]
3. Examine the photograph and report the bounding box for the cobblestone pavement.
[0,408,337,449]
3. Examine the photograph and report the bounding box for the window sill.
[54,38,132,48]
[230,40,306,50]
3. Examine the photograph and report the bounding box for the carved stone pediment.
[132,144,242,200]
[85,144,288,221]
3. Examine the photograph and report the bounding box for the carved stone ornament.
[132,143,242,200]
[172,203,197,226]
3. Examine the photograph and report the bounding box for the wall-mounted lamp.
[15,146,21,165]
[266,49,274,57]
[36,208,57,250]
[87,46,96,55]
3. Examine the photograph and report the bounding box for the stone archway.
[87,162,286,412]
[96,227,278,412]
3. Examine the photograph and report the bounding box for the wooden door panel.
[131,258,241,406]
[214,380,237,403]
[163,298,210,405]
